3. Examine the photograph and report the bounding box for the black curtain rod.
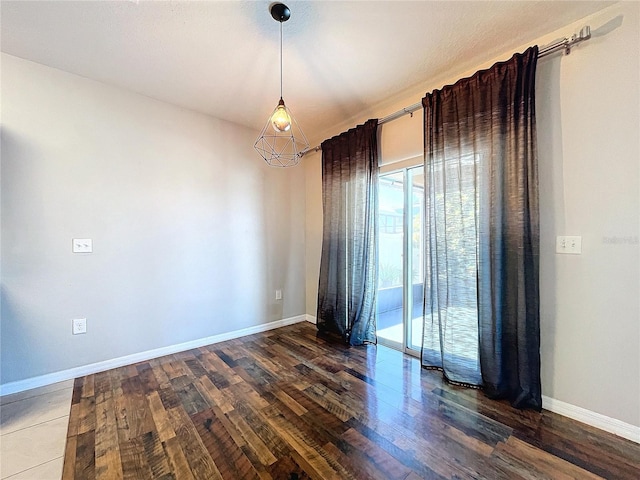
[301,26,591,157]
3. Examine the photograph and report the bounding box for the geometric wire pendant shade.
[254,101,309,167]
[254,3,309,167]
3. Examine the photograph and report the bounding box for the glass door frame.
[377,164,423,358]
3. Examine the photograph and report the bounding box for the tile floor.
[0,381,73,480]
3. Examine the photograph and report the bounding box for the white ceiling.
[1,1,613,144]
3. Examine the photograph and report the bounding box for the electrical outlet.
[72,318,87,335]
[275,289,282,300]
[556,236,582,254]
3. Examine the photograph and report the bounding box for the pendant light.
[254,3,309,167]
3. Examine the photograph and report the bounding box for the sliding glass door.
[377,166,424,354]
[377,171,404,349]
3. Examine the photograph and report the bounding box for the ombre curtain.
[316,119,378,345]
[422,47,541,409]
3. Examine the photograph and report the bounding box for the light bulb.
[271,99,291,132]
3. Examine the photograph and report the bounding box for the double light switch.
[556,236,582,254]
[72,238,93,253]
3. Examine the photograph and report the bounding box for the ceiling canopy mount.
[270,3,291,23]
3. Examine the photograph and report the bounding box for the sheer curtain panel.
[317,119,379,345]
[422,47,541,409]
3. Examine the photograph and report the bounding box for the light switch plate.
[72,238,93,253]
[556,236,582,254]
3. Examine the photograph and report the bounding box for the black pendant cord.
[279,20,283,100]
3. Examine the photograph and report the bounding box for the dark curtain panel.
[316,119,379,345]
[422,47,541,409]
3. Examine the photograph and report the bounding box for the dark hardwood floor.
[63,321,639,479]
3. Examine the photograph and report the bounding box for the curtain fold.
[422,47,541,409]
[317,119,379,345]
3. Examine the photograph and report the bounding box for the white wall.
[304,2,639,429]
[1,53,306,386]
[536,2,639,430]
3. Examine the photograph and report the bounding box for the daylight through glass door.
[377,166,424,353]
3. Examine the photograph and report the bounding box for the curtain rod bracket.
[562,25,591,56]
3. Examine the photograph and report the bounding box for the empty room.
[1,1,639,479]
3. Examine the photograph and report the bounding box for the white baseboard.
[4,316,636,444]
[0,315,307,397]
[542,395,640,443]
